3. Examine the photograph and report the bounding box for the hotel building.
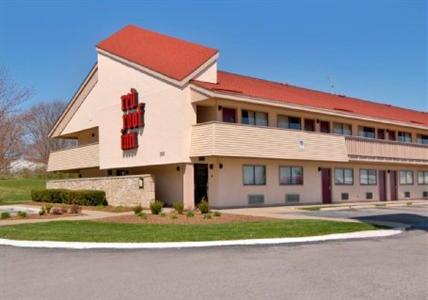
[47,25,428,209]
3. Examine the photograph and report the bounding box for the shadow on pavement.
[355,213,428,231]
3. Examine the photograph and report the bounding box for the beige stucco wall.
[47,175,155,207]
[202,157,428,208]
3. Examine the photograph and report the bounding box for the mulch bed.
[1,213,84,221]
[27,202,133,213]
[96,212,274,225]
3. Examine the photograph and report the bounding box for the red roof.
[97,25,218,81]
[192,71,428,128]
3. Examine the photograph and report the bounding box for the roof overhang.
[190,84,428,131]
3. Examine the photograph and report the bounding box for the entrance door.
[389,170,398,201]
[379,170,387,201]
[194,164,208,205]
[321,168,332,204]
[320,121,330,133]
[222,108,236,123]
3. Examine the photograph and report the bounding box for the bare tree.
[23,100,75,163]
[0,67,32,173]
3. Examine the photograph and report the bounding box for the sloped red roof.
[192,71,428,128]
[97,25,218,81]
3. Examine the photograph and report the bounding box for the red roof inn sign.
[120,88,145,150]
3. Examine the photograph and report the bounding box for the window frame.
[359,169,377,185]
[279,166,304,185]
[399,170,414,185]
[333,123,352,136]
[358,126,376,139]
[418,171,428,185]
[242,165,266,186]
[334,168,354,185]
[416,134,428,145]
[277,115,302,130]
[241,110,268,127]
[397,131,412,143]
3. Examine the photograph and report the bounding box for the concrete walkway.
[0,204,133,226]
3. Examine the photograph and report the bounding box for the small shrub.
[213,211,221,217]
[137,212,147,220]
[17,211,27,218]
[203,213,212,220]
[173,202,184,214]
[171,213,178,220]
[150,200,163,215]
[0,211,11,219]
[133,204,143,215]
[50,207,63,215]
[60,206,69,214]
[69,204,81,214]
[186,211,194,218]
[38,207,46,216]
[198,199,209,214]
[406,202,412,206]
[45,204,53,214]
[160,212,166,217]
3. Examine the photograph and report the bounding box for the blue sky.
[0,0,426,111]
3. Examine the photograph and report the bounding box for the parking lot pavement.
[299,205,428,229]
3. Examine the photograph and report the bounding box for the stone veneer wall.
[46,175,155,207]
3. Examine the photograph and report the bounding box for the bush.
[31,189,107,206]
[150,200,163,215]
[69,204,81,214]
[171,213,178,220]
[173,202,184,214]
[198,199,210,214]
[133,204,143,215]
[186,211,194,218]
[50,207,63,215]
[213,211,221,217]
[203,213,212,220]
[160,212,166,217]
[17,211,27,218]
[1,211,11,219]
[45,204,53,214]
[137,212,147,220]
[38,207,46,216]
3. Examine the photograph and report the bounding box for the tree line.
[0,67,75,174]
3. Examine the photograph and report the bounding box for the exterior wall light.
[219,163,223,169]
[176,166,180,172]
[218,105,223,111]
[209,164,214,170]
[138,177,144,189]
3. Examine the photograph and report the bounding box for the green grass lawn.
[0,177,46,205]
[0,220,380,242]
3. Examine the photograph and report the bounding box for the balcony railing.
[47,143,99,171]
[190,122,349,162]
[345,136,428,165]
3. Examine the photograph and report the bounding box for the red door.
[321,168,332,204]
[379,170,387,201]
[222,108,236,123]
[389,171,398,201]
[320,121,330,133]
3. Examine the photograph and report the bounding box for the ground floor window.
[279,166,303,185]
[335,168,353,185]
[243,165,266,185]
[418,171,428,185]
[360,169,377,185]
[399,170,414,185]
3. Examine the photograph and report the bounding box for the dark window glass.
[279,166,303,185]
[399,170,414,185]
[360,169,377,185]
[335,168,354,185]
[243,165,266,185]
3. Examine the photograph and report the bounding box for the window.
[242,110,268,126]
[335,168,353,185]
[277,115,301,130]
[360,169,377,185]
[243,165,266,185]
[358,127,375,139]
[398,131,412,143]
[416,134,428,145]
[222,108,236,123]
[279,166,303,185]
[418,171,428,185]
[399,170,413,185]
[304,119,315,131]
[333,123,352,136]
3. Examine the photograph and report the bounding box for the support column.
[182,163,195,210]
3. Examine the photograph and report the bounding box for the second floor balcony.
[47,143,100,172]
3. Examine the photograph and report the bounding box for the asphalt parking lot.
[300,205,428,229]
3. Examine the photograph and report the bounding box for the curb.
[0,229,403,250]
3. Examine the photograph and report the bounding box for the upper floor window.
[360,169,377,185]
[304,119,315,131]
[277,115,301,130]
[279,166,303,185]
[416,134,428,145]
[399,170,414,185]
[242,110,268,127]
[398,131,412,143]
[333,123,352,136]
[335,168,353,185]
[358,127,376,139]
[243,165,266,185]
[222,107,236,123]
[418,171,428,185]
